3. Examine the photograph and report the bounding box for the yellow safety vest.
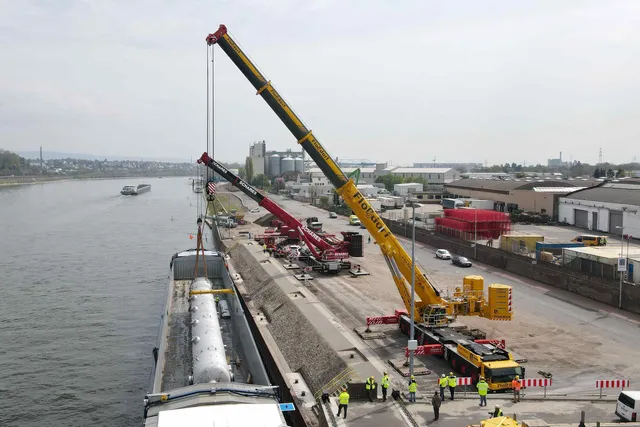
[477,381,488,396]
[339,391,350,405]
[448,376,457,387]
[381,375,390,389]
[439,377,448,387]
[408,381,417,393]
[366,378,374,390]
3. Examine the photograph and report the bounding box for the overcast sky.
[1,0,639,165]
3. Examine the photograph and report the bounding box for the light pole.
[616,223,624,309]
[408,200,417,377]
[474,207,478,259]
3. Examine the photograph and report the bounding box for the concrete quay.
[206,187,640,426]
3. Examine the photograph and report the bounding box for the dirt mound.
[254,213,276,227]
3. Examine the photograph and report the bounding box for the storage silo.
[281,156,295,174]
[294,156,304,173]
[269,154,281,177]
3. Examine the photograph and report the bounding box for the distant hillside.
[16,150,191,163]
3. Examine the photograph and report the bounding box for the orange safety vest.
[512,379,521,390]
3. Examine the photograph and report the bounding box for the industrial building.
[562,246,640,283]
[248,141,305,178]
[557,180,640,235]
[445,178,596,218]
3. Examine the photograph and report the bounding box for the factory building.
[445,178,597,218]
[558,180,640,235]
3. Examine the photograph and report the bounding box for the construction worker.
[476,376,489,406]
[380,372,390,402]
[512,375,522,403]
[438,374,447,400]
[491,405,504,417]
[365,376,376,402]
[447,372,457,400]
[336,387,349,419]
[215,295,220,304]
[262,243,267,253]
[368,236,371,244]
[408,375,417,402]
[431,390,441,420]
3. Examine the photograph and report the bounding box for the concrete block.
[521,419,550,427]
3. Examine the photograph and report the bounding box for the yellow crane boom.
[204,25,511,324]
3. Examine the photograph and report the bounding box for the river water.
[0,177,206,426]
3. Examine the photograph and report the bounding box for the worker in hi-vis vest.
[336,387,349,419]
[512,375,522,403]
[438,374,447,400]
[408,375,417,402]
[476,377,489,407]
[447,372,457,400]
[365,376,376,402]
[380,372,390,402]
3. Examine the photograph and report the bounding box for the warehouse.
[445,178,595,217]
[558,180,640,235]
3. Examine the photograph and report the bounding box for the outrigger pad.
[353,327,386,340]
[294,273,313,281]
[388,358,431,377]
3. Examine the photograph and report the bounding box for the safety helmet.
[411,375,415,379]
[449,372,454,376]
[384,372,387,375]
[480,377,485,381]
[515,375,519,379]
[441,374,446,378]
[495,405,500,408]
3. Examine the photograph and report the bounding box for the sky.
[1,0,640,165]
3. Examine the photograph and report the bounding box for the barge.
[143,248,291,426]
[121,184,151,195]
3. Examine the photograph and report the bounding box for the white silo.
[269,154,281,177]
[281,156,295,174]
[294,157,304,173]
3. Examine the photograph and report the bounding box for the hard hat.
[480,377,485,380]
[441,374,446,378]
[515,375,519,379]
[449,372,454,376]
[495,405,500,408]
[411,375,415,379]
[384,372,387,375]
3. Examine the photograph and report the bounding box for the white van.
[616,391,639,422]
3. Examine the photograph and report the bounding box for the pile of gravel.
[229,244,347,395]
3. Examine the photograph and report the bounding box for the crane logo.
[238,179,257,196]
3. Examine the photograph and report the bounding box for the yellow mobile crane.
[203,25,513,326]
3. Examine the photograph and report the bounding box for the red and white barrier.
[435,377,472,386]
[596,380,630,389]
[522,378,552,387]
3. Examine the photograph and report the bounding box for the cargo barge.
[142,248,291,426]
[121,184,151,195]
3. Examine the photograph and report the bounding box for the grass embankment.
[207,193,243,216]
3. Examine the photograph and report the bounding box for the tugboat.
[121,184,151,195]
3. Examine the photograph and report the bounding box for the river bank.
[0,175,191,187]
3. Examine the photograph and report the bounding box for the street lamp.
[408,199,417,377]
[616,224,625,309]
[474,207,478,259]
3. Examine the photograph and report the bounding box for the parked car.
[435,249,451,260]
[250,207,260,213]
[329,212,337,218]
[452,256,472,267]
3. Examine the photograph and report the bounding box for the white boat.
[121,184,151,195]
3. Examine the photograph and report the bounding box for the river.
[0,177,206,426]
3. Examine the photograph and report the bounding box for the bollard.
[544,384,547,398]
[599,386,603,399]
[578,410,586,427]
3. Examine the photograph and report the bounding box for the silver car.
[435,249,451,260]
